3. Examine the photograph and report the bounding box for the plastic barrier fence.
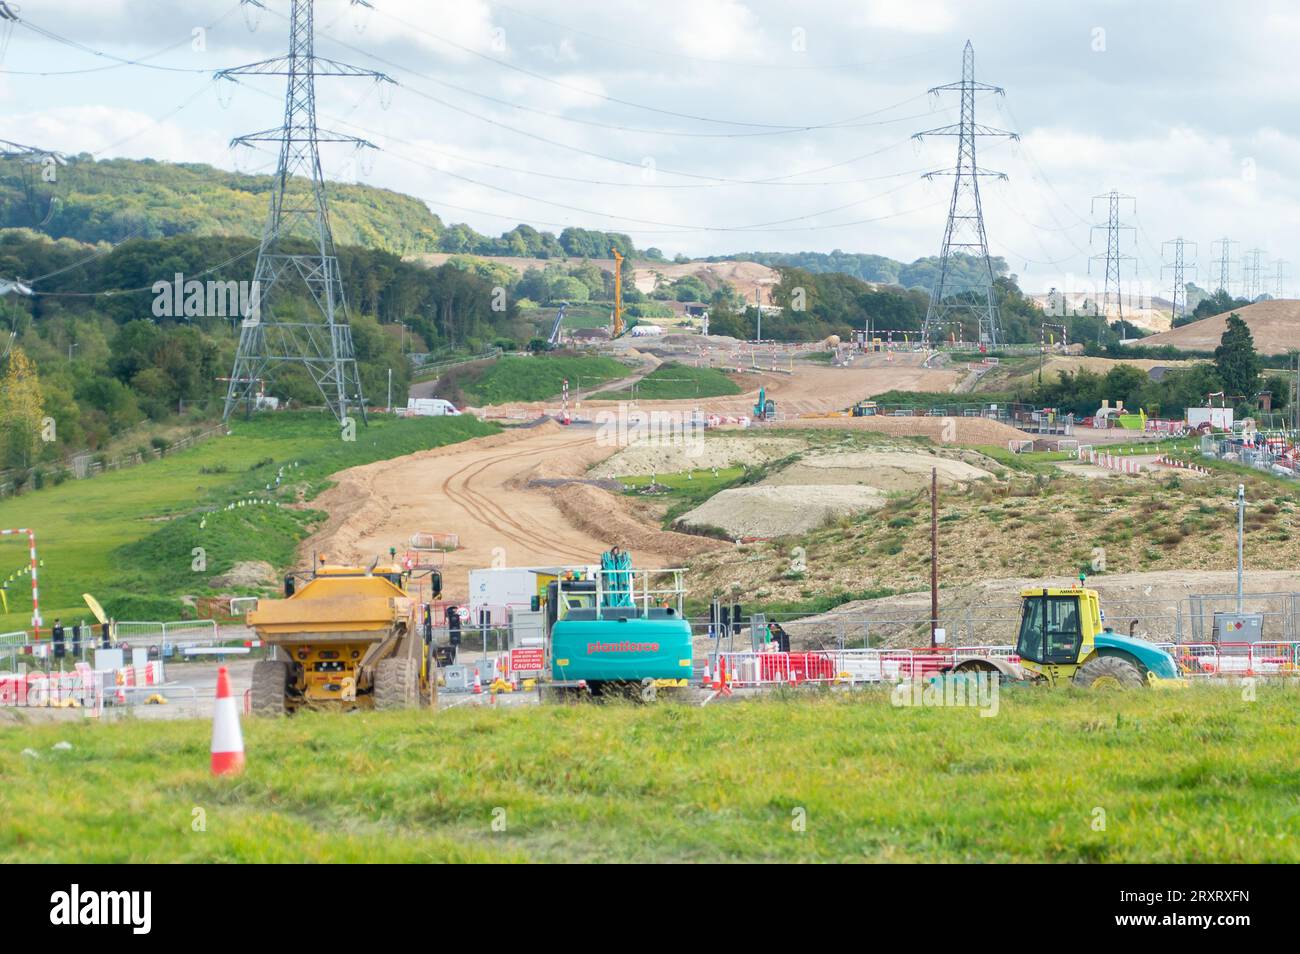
[713,647,1020,688]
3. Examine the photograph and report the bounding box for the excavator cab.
[1015,584,1183,688]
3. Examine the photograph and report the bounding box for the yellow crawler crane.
[247,562,440,715]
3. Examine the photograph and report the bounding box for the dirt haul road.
[487,351,959,420]
[303,422,721,602]
[307,354,957,600]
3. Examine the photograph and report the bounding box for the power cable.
[5,6,239,76]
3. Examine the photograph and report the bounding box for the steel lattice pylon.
[1089,190,1135,328]
[915,41,1018,349]
[1242,247,1267,302]
[1210,237,1237,297]
[220,0,393,424]
[1162,237,1197,325]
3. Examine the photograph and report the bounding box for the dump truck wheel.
[251,660,289,717]
[374,658,418,710]
[1074,655,1145,689]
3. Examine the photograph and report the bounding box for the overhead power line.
[6,6,240,75]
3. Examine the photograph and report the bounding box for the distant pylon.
[1274,259,1289,298]
[219,0,394,424]
[1242,247,1267,301]
[1161,238,1197,325]
[1089,191,1136,328]
[914,40,1018,350]
[1210,237,1237,297]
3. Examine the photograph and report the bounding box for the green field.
[463,354,629,404]
[592,361,742,401]
[2,686,1296,862]
[0,413,497,628]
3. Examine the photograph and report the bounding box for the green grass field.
[2,685,1296,862]
[0,413,497,628]
[463,354,629,404]
[592,361,742,401]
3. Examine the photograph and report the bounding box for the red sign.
[510,648,545,672]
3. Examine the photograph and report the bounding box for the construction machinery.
[996,583,1182,687]
[246,559,443,714]
[752,386,776,421]
[851,400,878,417]
[528,554,692,702]
[611,248,625,338]
[547,303,567,348]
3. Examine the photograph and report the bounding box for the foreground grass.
[0,413,497,626]
[2,686,1296,862]
[593,361,742,400]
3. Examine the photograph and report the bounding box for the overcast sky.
[1,0,1297,297]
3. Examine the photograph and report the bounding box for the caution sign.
[510,648,545,673]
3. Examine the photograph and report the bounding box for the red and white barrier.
[1080,447,1143,474]
[1158,641,1300,677]
[1154,455,1211,475]
[713,646,1022,688]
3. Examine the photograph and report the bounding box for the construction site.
[0,2,1296,890]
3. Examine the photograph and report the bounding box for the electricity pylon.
[1161,237,1196,325]
[914,41,1018,349]
[1242,247,1267,301]
[219,0,394,423]
[1210,237,1237,297]
[1089,191,1136,326]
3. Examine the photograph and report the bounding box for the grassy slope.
[592,361,742,400]
[2,687,1296,862]
[0,413,497,627]
[686,436,1300,613]
[463,354,628,404]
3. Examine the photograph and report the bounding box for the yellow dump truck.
[246,562,440,714]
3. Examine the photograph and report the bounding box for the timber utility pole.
[930,466,939,648]
[915,41,1018,351]
[220,0,394,424]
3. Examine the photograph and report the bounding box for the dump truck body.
[247,564,436,712]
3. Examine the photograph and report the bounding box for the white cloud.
[671,0,763,59]
[856,0,957,34]
[0,105,227,164]
[0,1,1293,272]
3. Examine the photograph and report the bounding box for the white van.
[406,397,461,417]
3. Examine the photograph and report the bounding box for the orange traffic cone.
[701,662,712,687]
[210,665,245,777]
[472,668,483,695]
